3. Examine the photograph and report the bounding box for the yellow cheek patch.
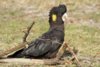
[52,14,57,22]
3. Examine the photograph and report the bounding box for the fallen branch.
[0,56,99,66]
[0,58,63,65]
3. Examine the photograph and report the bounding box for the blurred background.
[0,0,100,66]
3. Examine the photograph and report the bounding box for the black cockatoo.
[8,4,68,58]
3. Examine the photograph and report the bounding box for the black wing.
[21,38,52,57]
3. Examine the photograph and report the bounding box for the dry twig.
[56,42,68,59]
[65,43,81,67]
[23,21,35,43]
